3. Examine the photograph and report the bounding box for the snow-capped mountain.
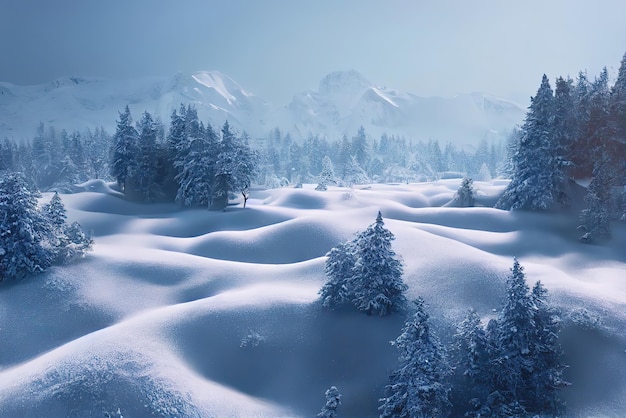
[275,70,525,144]
[0,70,525,145]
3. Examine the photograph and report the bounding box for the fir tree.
[579,149,613,241]
[133,111,163,202]
[315,155,336,191]
[351,126,369,169]
[351,211,407,316]
[318,386,341,418]
[379,298,452,418]
[110,106,139,192]
[344,155,369,187]
[0,173,53,280]
[455,177,475,207]
[319,241,356,309]
[496,75,561,211]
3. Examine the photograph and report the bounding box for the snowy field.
[1,179,626,417]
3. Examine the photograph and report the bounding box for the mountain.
[0,70,524,145]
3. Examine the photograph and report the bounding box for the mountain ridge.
[0,70,524,145]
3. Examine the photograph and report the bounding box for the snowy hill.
[0,71,524,145]
[0,180,625,416]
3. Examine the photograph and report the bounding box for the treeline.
[498,52,626,240]
[256,126,504,188]
[319,213,568,417]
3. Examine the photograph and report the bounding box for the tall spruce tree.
[351,211,407,315]
[111,106,139,192]
[496,75,561,210]
[379,297,452,418]
[318,386,342,418]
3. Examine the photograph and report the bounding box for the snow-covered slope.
[275,70,525,144]
[0,180,625,417]
[0,71,270,141]
[0,71,524,145]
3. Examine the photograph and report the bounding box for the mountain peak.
[318,70,371,96]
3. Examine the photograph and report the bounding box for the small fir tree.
[319,241,356,309]
[318,386,341,418]
[455,177,475,207]
[316,155,336,191]
[379,298,452,418]
[351,211,407,315]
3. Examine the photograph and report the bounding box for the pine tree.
[41,192,92,263]
[527,281,568,415]
[351,126,369,169]
[344,155,369,187]
[111,106,139,192]
[496,75,560,210]
[315,155,336,191]
[579,149,613,241]
[0,173,53,280]
[318,386,341,418]
[133,111,163,202]
[455,177,475,207]
[351,211,407,316]
[319,241,356,309]
[379,298,452,418]
[610,52,626,142]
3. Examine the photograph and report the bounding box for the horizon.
[2,1,626,105]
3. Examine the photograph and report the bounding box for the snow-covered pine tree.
[455,177,475,207]
[527,281,568,415]
[230,133,259,208]
[41,192,92,263]
[496,75,561,211]
[315,155,336,191]
[344,155,369,187]
[453,308,490,414]
[351,211,407,316]
[110,106,139,192]
[610,52,626,142]
[379,297,452,418]
[0,173,53,280]
[489,258,536,411]
[318,386,341,418]
[175,114,216,208]
[319,241,356,309]
[579,149,613,241]
[133,111,164,203]
[351,126,369,169]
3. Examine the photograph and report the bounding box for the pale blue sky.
[1,0,626,105]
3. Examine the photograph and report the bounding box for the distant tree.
[351,211,407,315]
[0,173,53,280]
[351,126,369,169]
[344,155,369,187]
[379,297,452,418]
[578,149,613,241]
[455,177,475,207]
[318,386,342,418]
[110,106,139,192]
[319,241,356,309]
[496,75,563,210]
[315,156,336,191]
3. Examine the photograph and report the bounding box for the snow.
[1,179,626,416]
[0,70,523,147]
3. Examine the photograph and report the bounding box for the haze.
[1,0,626,105]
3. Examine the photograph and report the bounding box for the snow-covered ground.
[1,179,625,417]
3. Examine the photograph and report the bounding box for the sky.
[1,0,626,105]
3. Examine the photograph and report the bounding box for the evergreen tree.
[454,177,475,207]
[318,386,341,418]
[610,52,626,142]
[496,75,561,210]
[344,155,369,187]
[379,298,452,418]
[351,211,407,316]
[578,149,613,241]
[111,106,139,192]
[351,126,369,169]
[42,192,92,263]
[0,173,53,280]
[315,155,336,191]
[338,135,352,179]
[133,111,163,202]
[319,241,356,309]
